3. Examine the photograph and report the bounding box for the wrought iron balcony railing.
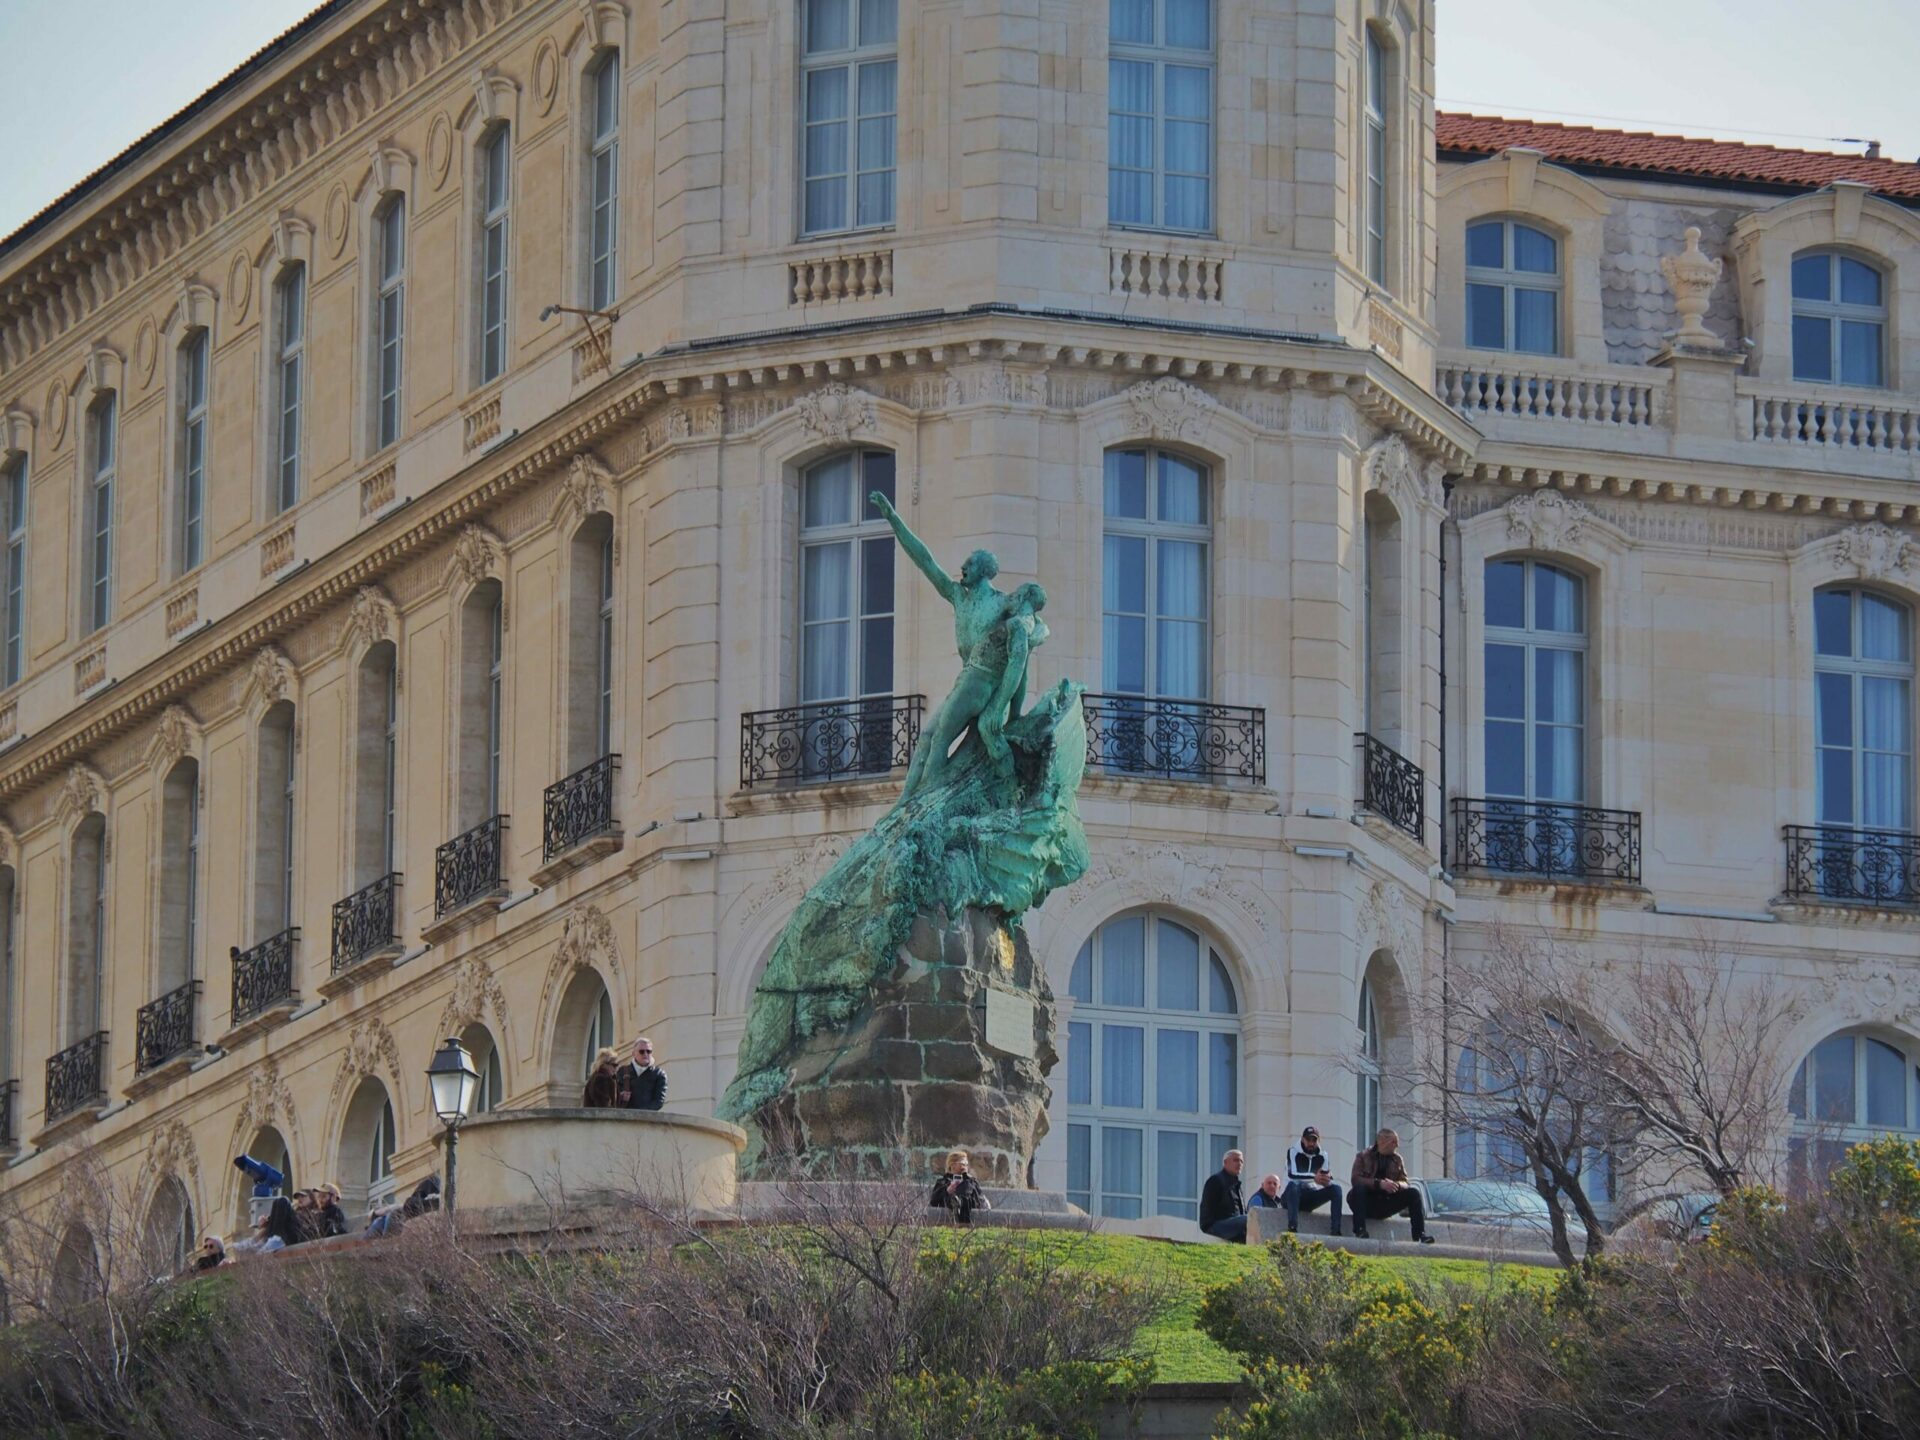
[45,1032,107,1123]
[740,695,923,788]
[1356,733,1424,840]
[544,754,620,861]
[332,873,402,972]
[0,1078,17,1151]
[1084,693,1266,785]
[1450,797,1642,885]
[231,928,299,1026]
[1784,824,1920,907]
[436,814,508,916]
[135,980,199,1073]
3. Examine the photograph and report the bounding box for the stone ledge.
[317,946,405,998]
[31,1102,107,1149]
[528,831,623,889]
[217,1001,300,1049]
[420,891,508,945]
[124,1052,198,1101]
[1451,873,1652,907]
[725,775,900,819]
[1769,896,1920,928]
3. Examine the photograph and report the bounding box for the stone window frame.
[456,74,522,394]
[144,716,207,1006]
[1354,3,1417,301]
[791,0,905,241]
[251,218,314,524]
[354,147,418,462]
[1106,0,1219,238]
[0,409,33,689]
[72,347,123,639]
[562,3,630,313]
[159,283,217,579]
[62,803,111,1050]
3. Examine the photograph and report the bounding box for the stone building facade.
[0,0,1915,1262]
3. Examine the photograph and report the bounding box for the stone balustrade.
[1740,380,1920,455]
[1439,352,1667,430]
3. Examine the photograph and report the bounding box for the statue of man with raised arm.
[869,491,1049,802]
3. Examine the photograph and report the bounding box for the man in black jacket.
[616,1037,668,1111]
[1198,1148,1248,1242]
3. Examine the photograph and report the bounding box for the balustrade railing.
[1356,733,1424,840]
[740,696,923,788]
[45,1032,107,1122]
[231,928,299,1025]
[135,980,199,1072]
[1742,382,1920,455]
[332,873,402,972]
[0,1078,17,1151]
[1783,824,1920,907]
[544,754,620,861]
[1438,355,1665,429]
[1450,797,1641,884]
[1084,693,1266,785]
[436,815,508,916]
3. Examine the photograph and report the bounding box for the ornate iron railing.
[0,1078,17,1151]
[544,754,620,861]
[135,980,199,1073]
[45,1032,107,1122]
[1450,797,1641,884]
[740,696,923,788]
[1084,693,1266,785]
[1784,824,1920,907]
[231,928,299,1025]
[1356,733,1423,840]
[332,873,402,971]
[436,815,508,916]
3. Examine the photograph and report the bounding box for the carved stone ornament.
[247,645,295,708]
[1503,489,1590,553]
[1122,377,1204,441]
[327,1016,407,1117]
[58,763,105,824]
[340,585,399,653]
[794,383,876,444]
[746,834,849,918]
[553,450,613,525]
[0,822,14,869]
[554,902,619,976]
[1659,226,1725,350]
[144,1120,203,1192]
[437,955,510,1040]
[233,1057,297,1139]
[1359,880,1421,966]
[449,523,502,587]
[146,704,198,771]
[1835,521,1917,582]
[1362,434,1443,513]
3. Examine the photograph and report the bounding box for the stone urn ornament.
[1660,226,1724,350]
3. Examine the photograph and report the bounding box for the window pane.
[1067,1123,1091,1205]
[806,0,849,52]
[1164,65,1209,121]
[1068,1020,1092,1105]
[804,457,855,529]
[1157,541,1207,620]
[1105,449,1149,519]
[1466,283,1506,349]
[1485,560,1525,629]
[1466,221,1504,269]
[1819,746,1855,824]
[1208,953,1237,1014]
[1156,1029,1199,1112]
[1535,725,1583,802]
[1812,1034,1855,1124]
[1109,0,1152,45]
[1534,566,1583,633]
[860,535,893,616]
[1815,671,1852,748]
[858,58,896,120]
[1157,454,1207,524]
[1102,1025,1144,1108]
[1861,593,1910,662]
[1101,1127,1144,1218]
[1110,58,1153,116]
[1157,1130,1199,1218]
[1486,719,1526,797]
[858,0,896,46]
[1839,257,1882,307]
[1485,643,1524,720]
[1815,589,1853,657]
[1208,1031,1237,1115]
[1512,225,1557,273]
[802,541,852,622]
[1792,253,1831,301]
[1792,315,1832,382]
[1514,287,1558,355]
[1101,917,1146,1007]
[1104,615,1147,693]
[1840,321,1883,387]
[1157,620,1207,699]
[1865,1038,1908,1129]
[1110,168,1153,228]
[1069,940,1092,1002]
[861,451,896,515]
[1157,919,1200,1010]
[805,178,846,235]
[1164,0,1211,49]
[1105,534,1148,613]
[1861,676,1910,754]
[1535,648,1583,724]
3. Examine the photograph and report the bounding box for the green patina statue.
[720,498,1089,1183]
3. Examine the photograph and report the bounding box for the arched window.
[1814,586,1912,832]
[2,446,26,685]
[478,125,512,384]
[567,516,616,772]
[340,1077,397,1221]
[85,391,116,634]
[0,865,15,1111]
[1108,0,1214,234]
[552,968,617,1098]
[1065,913,1241,1220]
[462,1022,505,1114]
[799,451,897,776]
[1363,28,1388,284]
[52,1224,100,1306]
[67,813,106,1044]
[1484,558,1585,804]
[1103,447,1210,702]
[586,50,621,311]
[272,263,306,514]
[799,0,898,236]
[1454,1019,1616,1216]
[254,702,296,942]
[1357,977,1382,1149]
[458,582,506,829]
[1465,218,1560,355]
[353,642,400,887]
[1792,250,1885,387]
[587,982,616,1078]
[157,759,200,996]
[1789,1031,1920,1182]
[373,198,407,450]
[177,330,209,572]
[143,1176,194,1278]
[236,1124,293,1229]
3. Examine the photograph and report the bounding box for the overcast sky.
[1,0,1917,242]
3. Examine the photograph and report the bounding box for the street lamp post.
[426,1036,479,1215]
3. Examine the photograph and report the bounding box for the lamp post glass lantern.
[426,1036,479,1213]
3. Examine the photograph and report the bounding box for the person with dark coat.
[1199,1148,1248,1242]
[259,1196,302,1251]
[1349,1129,1434,1244]
[1282,1125,1347,1236]
[192,1235,227,1272]
[929,1149,991,1224]
[315,1182,349,1238]
[583,1047,621,1107]
[615,1037,668,1111]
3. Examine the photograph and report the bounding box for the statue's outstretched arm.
[870,491,956,603]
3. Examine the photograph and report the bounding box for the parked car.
[1414,1178,1590,1249]
[1613,1191,1721,1245]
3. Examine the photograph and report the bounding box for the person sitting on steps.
[1198,1148,1249,1242]
[1283,1125,1346,1237]
[1349,1128,1434,1244]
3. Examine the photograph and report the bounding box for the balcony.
[1450,797,1642,886]
[1356,733,1424,842]
[0,1078,17,1153]
[740,696,923,790]
[230,928,300,1032]
[1083,693,1266,786]
[427,815,508,938]
[323,873,404,994]
[45,1032,108,1126]
[1783,824,1920,910]
[134,980,199,1084]
[534,754,622,884]
[1439,353,1667,433]
[1742,382,1920,457]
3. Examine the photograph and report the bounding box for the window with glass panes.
[1792,251,1885,387]
[1108,0,1213,233]
[180,331,209,570]
[479,127,512,383]
[1454,1022,1614,1212]
[1363,30,1387,284]
[1483,559,1585,804]
[588,52,620,309]
[1065,913,1241,1220]
[87,394,117,634]
[800,0,897,236]
[584,981,616,1081]
[382,653,399,871]
[1103,449,1209,700]
[800,450,896,721]
[369,1098,397,1208]
[1356,979,1381,1149]
[1465,219,1560,354]
[1789,1031,1920,1183]
[2,452,25,686]
[375,199,406,449]
[487,591,504,816]
[274,265,305,514]
[1814,587,1913,831]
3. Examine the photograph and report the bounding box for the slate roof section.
[1437,113,1920,201]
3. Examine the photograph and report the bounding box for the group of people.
[1199,1127,1434,1245]
[584,1036,669,1110]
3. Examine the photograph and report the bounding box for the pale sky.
[1,0,1917,243]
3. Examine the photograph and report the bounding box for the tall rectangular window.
[383,658,398,872]
[1364,31,1387,285]
[1483,559,1586,803]
[87,394,116,634]
[800,0,898,236]
[1815,587,1913,830]
[180,332,209,571]
[2,452,25,686]
[588,54,620,311]
[598,529,615,756]
[479,127,512,384]
[274,265,306,514]
[801,451,895,707]
[376,200,406,449]
[487,592,504,816]
[1102,448,1210,700]
[1108,0,1214,233]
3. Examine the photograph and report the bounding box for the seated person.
[928,1149,991,1224]
[1198,1149,1248,1242]
[1283,1125,1346,1236]
[192,1234,228,1272]
[1349,1128,1434,1244]
[1247,1173,1287,1211]
[314,1182,349,1238]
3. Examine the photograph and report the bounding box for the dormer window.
[1792,250,1885,387]
[1465,219,1560,355]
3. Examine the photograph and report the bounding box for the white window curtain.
[1814,586,1913,832]
[1792,251,1885,388]
[1108,0,1214,233]
[3,452,27,684]
[1103,448,1210,700]
[1483,558,1586,804]
[1465,219,1560,355]
[800,0,898,236]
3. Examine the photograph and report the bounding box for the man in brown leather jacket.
[1349,1128,1434,1244]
